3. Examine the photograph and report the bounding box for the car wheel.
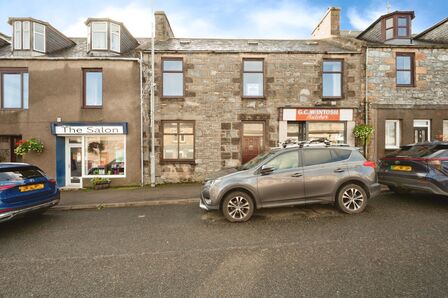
[337,184,368,214]
[222,191,254,222]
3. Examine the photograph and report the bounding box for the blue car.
[0,163,60,222]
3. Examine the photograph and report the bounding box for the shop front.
[51,122,128,188]
[279,108,355,145]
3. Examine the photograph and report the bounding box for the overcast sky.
[0,0,446,39]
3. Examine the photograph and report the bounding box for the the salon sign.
[51,122,128,135]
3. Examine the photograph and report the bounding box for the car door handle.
[334,168,345,173]
[291,173,303,177]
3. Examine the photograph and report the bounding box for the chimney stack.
[311,7,341,39]
[154,11,174,42]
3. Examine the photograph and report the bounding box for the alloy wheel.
[342,188,364,211]
[227,196,250,220]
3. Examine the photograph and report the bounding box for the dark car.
[0,163,60,222]
[200,142,381,222]
[378,142,448,196]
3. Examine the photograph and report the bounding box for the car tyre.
[336,184,368,214]
[222,191,254,222]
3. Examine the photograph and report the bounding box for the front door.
[414,127,428,143]
[65,138,83,188]
[242,122,264,164]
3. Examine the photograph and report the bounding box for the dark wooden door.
[414,127,428,143]
[242,136,262,164]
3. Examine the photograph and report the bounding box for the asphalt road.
[1,192,448,297]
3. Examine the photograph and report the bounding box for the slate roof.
[0,38,138,58]
[138,38,360,53]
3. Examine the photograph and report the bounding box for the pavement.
[58,183,389,210]
[57,183,202,210]
[1,192,447,297]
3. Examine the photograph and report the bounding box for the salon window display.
[85,135,125,176]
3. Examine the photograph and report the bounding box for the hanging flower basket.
[14,138,45,156]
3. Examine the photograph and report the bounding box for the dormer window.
[91,22,107,50]
[383,13,412,40]
[110,23,120,52]
[33,23,45,52]
[13,20,45,52]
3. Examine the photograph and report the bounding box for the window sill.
[1,108,27,111]
[385,147,400,150]
[160,160,196,165]
[396,85,415,88]
[242,96,266,100]
[160,96,185,100]
[322,97,344,100]
[82,106,103,109]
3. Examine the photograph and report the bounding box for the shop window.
[242,59,264,98]
[110,23,120,52]
[443,120,448,142]
[322,60,343,98]
[308,122,346,144]
[83,69,103,107]
[162,121,194,161]
[1,69,29,109]
[33,22,45,52]
[396,53,414,87]
[385,120,401,149]
[265,151,300,171]
[91,22,108,50]
[162,58,184,97]
[85,135,125,176]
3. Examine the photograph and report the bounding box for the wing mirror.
[260,165,275,175]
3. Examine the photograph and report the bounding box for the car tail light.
[48,179,57,184]
[0,208,13,214]
[0,184,15,191]
[363,161,377,169]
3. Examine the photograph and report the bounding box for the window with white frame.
[22,21,30,50]
[443,120,448,141]
[91,22,107,50]
[13,21,21,49]
[385,120,400,149]
[413,120,430,143]
[110,23,120,52]
[84,135,125,177]
[33,23,45,52]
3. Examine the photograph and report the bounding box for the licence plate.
[390,165,412,172]
[19,183,44,192]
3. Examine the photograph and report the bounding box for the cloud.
[63,3,152,37]
[347,7,386,31]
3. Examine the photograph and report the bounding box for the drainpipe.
[150,1,156,187]
[364,47,369,158]
[139,51,144,186]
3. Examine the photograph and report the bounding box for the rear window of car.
[331,149,352,162]
[303,149,333,166]
[0,167,45,182]
[388,144,448,158]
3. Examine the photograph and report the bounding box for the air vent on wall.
[248,41,259,45]
[179,40,191,45]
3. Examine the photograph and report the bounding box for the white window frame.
[13,21,22,49]
[110,23,120,52]
[385,120,401,149]
[33,22,46,52]
[82,135,127,178]
[22,21,30,50]
[413,119,431,141]
[91,22,108,50]
[443,120,448,142]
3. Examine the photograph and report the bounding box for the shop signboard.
[283,108,353,121]
[51,122,128,135]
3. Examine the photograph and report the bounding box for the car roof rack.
[280,138,350,149]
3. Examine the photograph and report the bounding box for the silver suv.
[200,144,381,222]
